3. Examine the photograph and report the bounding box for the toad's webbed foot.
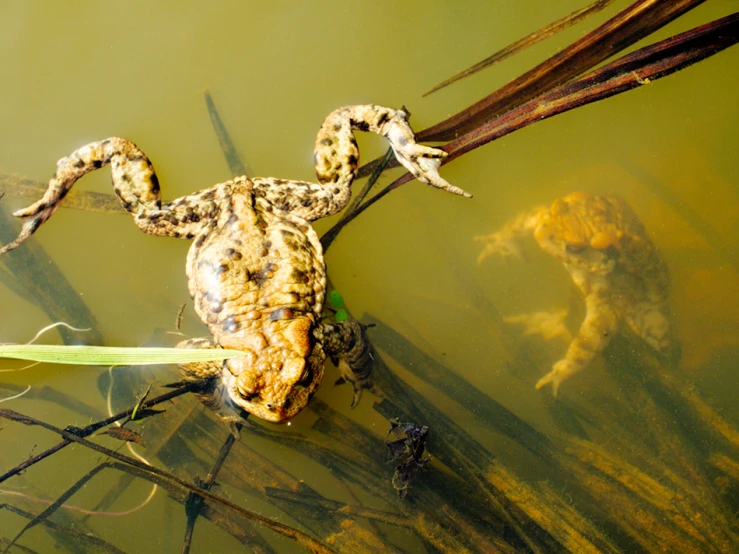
[382,120,470,198]
[319,320,380,408]
[505,309,572,342]
[315,105,470,199]
[249,105,469,223]
[474,232,524,265]
[535,359,576,396]
[474,206,550,266]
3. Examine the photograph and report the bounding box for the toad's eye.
[565,242,587,254]
[239,392,259,402]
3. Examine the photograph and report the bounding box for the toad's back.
[186,181,327,373]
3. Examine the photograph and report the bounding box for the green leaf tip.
[0,344,247,366]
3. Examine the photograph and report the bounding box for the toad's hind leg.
[248,105,469,224]
[315,105,469,198]
[177,338,249,437]
[319,321,379,408]
[0,138,208,254]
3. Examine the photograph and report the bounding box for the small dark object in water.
[130,407,166,421]
[385,418,431,498]
[175,303,186,330]
[99,426,146,447]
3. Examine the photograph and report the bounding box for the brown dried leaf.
[101,426,146,447]
[423,0,616,96]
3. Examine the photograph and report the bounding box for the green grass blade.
[0,344,246,366]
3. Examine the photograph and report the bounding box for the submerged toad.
[475,192,679,394]
[1,105,469,428]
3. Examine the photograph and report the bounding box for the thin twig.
[0,206,103,345]
[265,487,410,527]
[320,146,394,251]
[418,0,708,141]
[423,0,617,96]
[181,422,242,554]
[0,385,194,485]
[0,409,336,554]
[329,13,739,237]
[204,91,252,178]
[0,503,126,554]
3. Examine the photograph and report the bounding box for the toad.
[1,105,469,428]
[475,192,679,394]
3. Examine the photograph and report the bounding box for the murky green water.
[1,1,737,552]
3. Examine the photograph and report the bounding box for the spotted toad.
[476,192,679,394]
[1,105,469,427]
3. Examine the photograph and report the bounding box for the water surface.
[0,1,737,552]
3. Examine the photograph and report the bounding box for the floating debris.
[99,426,146,447]
[175,303,186,330]
[385,418,431,498]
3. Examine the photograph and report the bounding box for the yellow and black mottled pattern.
[1,105,467,426]
[476,192,678,395]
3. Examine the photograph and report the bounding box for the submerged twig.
[320,146,394,251]
[423,0,617,96]
[329,13,738,237]
[0,173,123,213]
[0,503,126,554]
[204,91,252,178]
[0,206,103,345]
[0,409,336,554]
[181,422,242,554]
[0,385,193,485]
[418,0,709,140]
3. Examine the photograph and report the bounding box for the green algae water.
[0,1,737,552]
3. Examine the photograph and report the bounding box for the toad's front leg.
[0,138,216,254]
[536,290,618,395]
[474,206,548,265]
[177,338,250,437]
